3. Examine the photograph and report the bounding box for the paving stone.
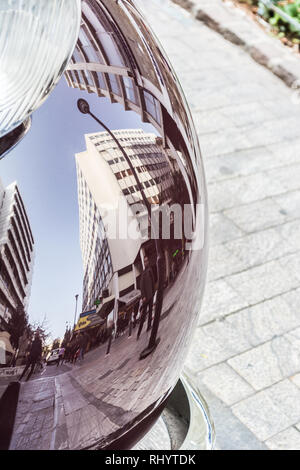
[239,120,287,148]
[207,243,247,281]
[225,296,300,349]
[179,69,231,93]
[263,118,300,142]
[266,427,300,450]
[266,163,300,194]
[224,198,287,234]
[226,259,299,306]
[200,278,249,325]
[139,0,300,450]
[278,253,300,284]
[263,100,300,121]
[274,190,300,219]
[205,147,277,183]
[199,127,251,158]
[221,102,275,127]
[228,333,300,391]
[192,109,235,136]
[267,139,300,167]
[264,380,300,424]
[186,316,253,372]
[231,392,292,441]
[276,219,300,253]
[195,381,268,450]
[198,363,254,406]
[208,173,285,213]
[225,227,292,269]
[290,373,300,389]
[209,213,244,246]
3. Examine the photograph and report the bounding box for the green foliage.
[6,306,28,350]
[258,1,300,37]
[61,327,72,348]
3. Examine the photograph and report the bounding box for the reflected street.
[0,0,208,450]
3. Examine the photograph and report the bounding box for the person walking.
[70,334,80,364]
[78,332,89,363]
[137,256,155,340]
[19,331,43,381]
[56,347,65,367]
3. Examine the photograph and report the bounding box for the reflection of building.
[76,128,177,314]
[65,0,163,136]
[0,178,34,361]
[64,0,200,206]
[88,129,175,207]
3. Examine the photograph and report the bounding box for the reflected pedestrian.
[19,331,43,381]
[57,347,65,367]
[78,332,88,363]
[137,256,155,340]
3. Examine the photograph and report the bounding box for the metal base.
[134,370,215,450]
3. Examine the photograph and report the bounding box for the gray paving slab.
[228,333,300,391]
[207,243,247,281]
[266,427,300,450]
[224,227,293,269]
[290,373,300,389]
[226,259,299,306]
[274,190,300,220]
[195,381,268,450]
[263,380,300,424]
[137,0,300,449]
[197,363,254,406]
[204,147,278,183]
[209,213,244,246]
[199,278,249,325]
[224,198,289,234]
[231,391,292,441]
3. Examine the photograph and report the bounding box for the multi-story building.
[75,128,177,314]
[65,0,164,137]
[0,178,34,362]
[64,0,200,201]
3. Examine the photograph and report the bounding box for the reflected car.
[46,349,60,366]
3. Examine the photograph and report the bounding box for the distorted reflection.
[0,0,208,450]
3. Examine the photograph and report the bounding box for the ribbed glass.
[0,0,81,138]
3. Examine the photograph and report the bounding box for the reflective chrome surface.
[0,0,208,450]
[0,0,81,138]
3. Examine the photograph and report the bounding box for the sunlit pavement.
[8,256,197,450]
[138,0,300,451]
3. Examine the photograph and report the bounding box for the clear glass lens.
[0,0,81,138]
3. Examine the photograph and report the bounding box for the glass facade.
[77,167,113,312]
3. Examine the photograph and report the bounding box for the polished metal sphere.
[0,0,208,450]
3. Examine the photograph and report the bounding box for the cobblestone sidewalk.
[138,0,300,450]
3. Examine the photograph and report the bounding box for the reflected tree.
[6,306,28,351]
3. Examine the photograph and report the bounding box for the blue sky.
[0,77,155,340]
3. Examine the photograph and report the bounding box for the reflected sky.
[0,77,156,340]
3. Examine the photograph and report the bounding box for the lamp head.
[77,99,90,115]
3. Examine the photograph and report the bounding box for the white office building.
[75,128,176,313]
[0,178,34,330]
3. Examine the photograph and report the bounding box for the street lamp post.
[77,99,164,359]
[73,294,79,330]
